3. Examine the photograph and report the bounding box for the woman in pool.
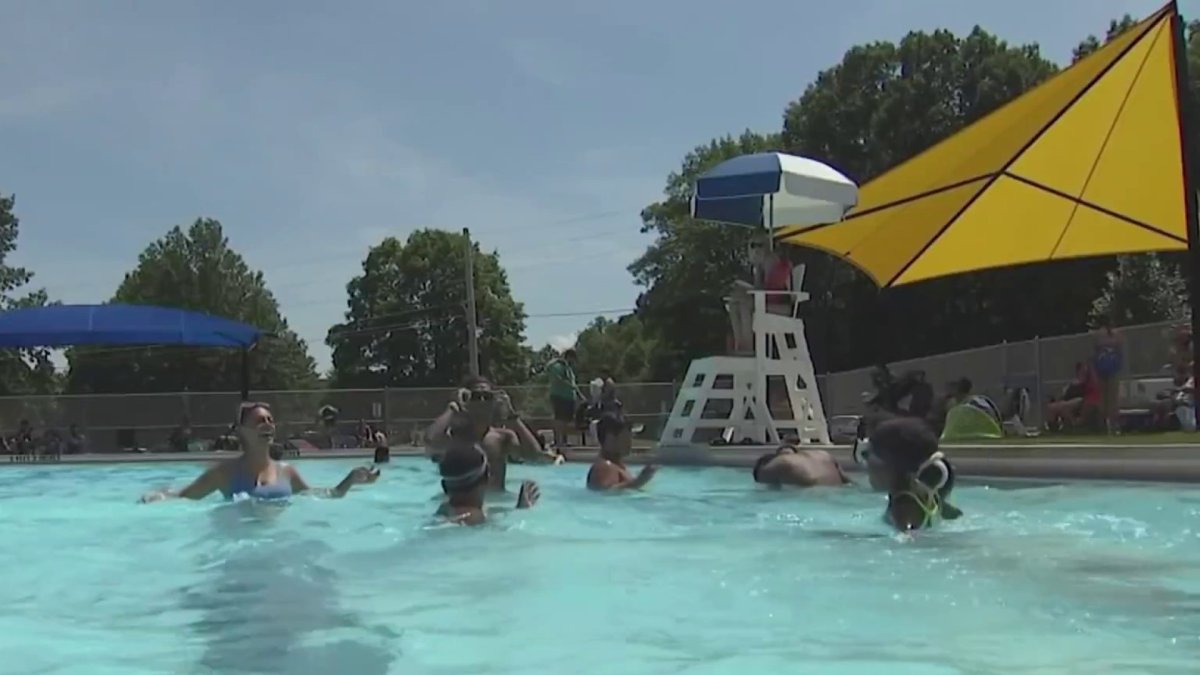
[436,443,539,525]
[139,402,379,503]
[861,417,962,531]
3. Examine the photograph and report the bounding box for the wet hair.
[868,417,954,495]
[751,453,776,482]
[439,445,489,493]
[595,413,628,445]
[460,374,492,389]
[237,402,272,426]
[563,349,577,360]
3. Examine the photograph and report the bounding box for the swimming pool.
[0,460,1198,674]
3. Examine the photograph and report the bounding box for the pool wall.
[6,443,1200,483]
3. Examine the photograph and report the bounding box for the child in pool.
[861,417,963,531]
[436,443,539,526]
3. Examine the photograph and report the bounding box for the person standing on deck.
[1092,316,1125,435]
[546,349,583,447]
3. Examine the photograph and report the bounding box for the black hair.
[563,349,577,360]
[596,413,628,445]
[869,417,936,471]
[374,446,390,463]
[751,453,775,482]
[438,445,489,493]
[460,374,492,389]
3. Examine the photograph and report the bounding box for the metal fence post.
[1033,335,1044,429]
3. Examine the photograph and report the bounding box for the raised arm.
[286,464,378,498]
[140,463,226,502]
[503,419,558,464]
[424,404,458,457]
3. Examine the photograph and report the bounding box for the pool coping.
[6,442,1200,483]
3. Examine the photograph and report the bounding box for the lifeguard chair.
[659,266,829,447]
[656,152,858,457]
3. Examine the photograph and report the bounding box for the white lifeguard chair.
[658,151,857,457]
[659,265,830,449]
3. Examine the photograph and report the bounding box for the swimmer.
[139,402,379,503]
[435,444,539,525]
[424,375,561,491]
[752,444,849,488]
[586,413,658,491]
[863,417,963,532]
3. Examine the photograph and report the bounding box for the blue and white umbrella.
[691,152,858,230]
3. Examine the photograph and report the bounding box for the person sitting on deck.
[587,414,658,491]
[139,402,379,503]
[751,444,849,488]
[1045,361,1101,431]
[859,417,963,532]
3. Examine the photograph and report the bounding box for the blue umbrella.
[691,152,858,230]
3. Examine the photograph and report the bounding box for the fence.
[0,382,680,452]
[814,319,1184,427]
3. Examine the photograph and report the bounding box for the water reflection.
[181,501,395,674]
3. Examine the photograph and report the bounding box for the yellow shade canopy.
[777,3,1190,287]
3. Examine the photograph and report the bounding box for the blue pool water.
[1,459,1199,674]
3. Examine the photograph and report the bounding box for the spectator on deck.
[66,424,87,454]
[546,349,582,447]
[15,419,34,454]
[1046,361,1101,431]
[169,417,192,453]
[1092,316,1124,434]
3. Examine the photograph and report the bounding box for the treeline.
[1,14,1194,396]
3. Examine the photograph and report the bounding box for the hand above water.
[516,480,540,508]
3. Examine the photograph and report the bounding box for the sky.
[0,0,1187,372]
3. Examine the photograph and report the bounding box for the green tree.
[66,218,317,393]
[570,314,664,382]
[1091,254,1188,326]
[0,194,56,396]
[629,131,782,378]
[328,229,527,387]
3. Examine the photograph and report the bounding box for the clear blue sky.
[0,0,1186,371]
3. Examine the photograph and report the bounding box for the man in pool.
[751,444,849,488]
[864,417,963,531]
[425,375,561,491]
[587,413,658,491]
[436,443,540,525]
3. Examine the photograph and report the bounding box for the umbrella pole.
[1172,10,1200,429]
[240,346,251,402]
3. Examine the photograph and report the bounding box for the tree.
[66,218,317,393]
[629,131,783,378]
[570,314,664,383]
[328,229,527,387]
[0,194,56,396]
[1091,255,1188,326]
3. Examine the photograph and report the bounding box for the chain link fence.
[815,319,1183,427]
[0,382,680,452]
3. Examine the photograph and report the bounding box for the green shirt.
[547,359,577,400]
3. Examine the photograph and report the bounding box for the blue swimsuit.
[228,468,293,501]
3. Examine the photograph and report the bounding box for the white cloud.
[548,332,578,351]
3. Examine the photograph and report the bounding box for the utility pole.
[463,227,480,376]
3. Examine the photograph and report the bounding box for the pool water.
[1,460,1199,674]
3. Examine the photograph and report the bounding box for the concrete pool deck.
[6,441,1200,483]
